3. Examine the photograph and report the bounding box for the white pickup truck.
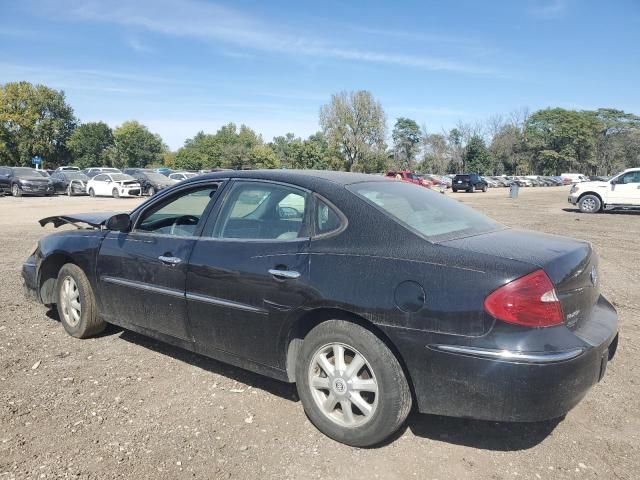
[568,168,640,213]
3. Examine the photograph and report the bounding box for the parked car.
[385,170,431,187]
[451,173,488,192]
[0,166,55,196]
[23,170,618,447]
[86,173,142,198]
[481,176,499,188]
[35,170,50,178]
[54,166,80,172]
[562,173,589,184]
[169,171,198,182]
[123,168,176,195]
[154,167,173,176]
[83,167,122,178]
[50,170,90,196]
[568,168,640,213]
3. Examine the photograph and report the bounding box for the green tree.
[0,81,76,166]
[525,108,600,175]
[319,90,387,172]
[463,135,492,174]
[587,109,640,174]
[249,144,280,169]
[67,121,114,168]
[112,121,165,168]
[392,117,421,169]
[174,131,220,170]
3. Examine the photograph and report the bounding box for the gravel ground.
[0,187,638,479]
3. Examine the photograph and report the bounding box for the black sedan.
[22,170,618,446]
[0,166,55,196]
[123,168,176,195]
[50,170,90,195]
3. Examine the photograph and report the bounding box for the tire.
[112,188,120,199]
[482,185,488,192]
[147,186,155,196]
[578,194,601,214]
[89,188,95,197]
[12,184,21,197]
[67,185,73,197]
[55,264,106,338]
[296,320,412,447]
[452,188,457,193]
[470,184,476,193]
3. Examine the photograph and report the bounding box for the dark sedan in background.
[123,168,175,195]
[50,170,90,196]
[22,170,618,446]
[0,166,54,196]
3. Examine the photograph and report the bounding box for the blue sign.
[31,156,42,165]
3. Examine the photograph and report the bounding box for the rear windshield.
[454,175,470,180]
[347,181,503,242]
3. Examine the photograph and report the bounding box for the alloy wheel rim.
[60,276,81,327]
[583,198,596,211]
[308,343,379,428]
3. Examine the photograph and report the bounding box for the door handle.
[268,269,300,279]
[159,255,182,265]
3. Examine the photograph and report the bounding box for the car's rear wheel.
[56,264,106,338]
[452,188,457,193]
[470,185,476,193]
[578,194,601,213]
[88,188,95,197]
[148,186,155,196]
[296,320,411,447]
[12,184,21,197]
[482,185,488,192]
[67,185,73,197]
[112,188,120,199]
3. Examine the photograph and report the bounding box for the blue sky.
[1,0,639,150]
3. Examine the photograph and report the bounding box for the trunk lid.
[441,229,598,329]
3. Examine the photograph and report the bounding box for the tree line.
[1,81,639,175]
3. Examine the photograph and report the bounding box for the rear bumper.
[382,296,618,422]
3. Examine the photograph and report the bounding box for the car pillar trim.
[101,276,184,299]
[428,344,585,364]
[185,292,267,315]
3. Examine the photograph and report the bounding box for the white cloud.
[33,0,500,76]
[126,37,154,54]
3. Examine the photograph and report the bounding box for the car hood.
[19,176,51,183]
[39,212,117,229]
[574,180,609,188]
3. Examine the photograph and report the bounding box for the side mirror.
[610,179,617,185]
[105,213,131,232]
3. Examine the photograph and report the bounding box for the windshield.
[66,172,87,180]
[145,172,170,182]
[347,181,503,242]
[13,167,39,176]
[111,174,134,182]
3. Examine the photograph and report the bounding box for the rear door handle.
[159,255,182,265]
[268,269,300,279]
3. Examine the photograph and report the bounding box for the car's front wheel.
[148,186,155,196]
[578,194,601,213]
[12,184,21,197]
[112,188,120,199]
[88,188,95,197]
[56,264,106,338]
[482,184,488,192]
[296,320,412,447]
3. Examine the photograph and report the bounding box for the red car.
[385,171,432,187]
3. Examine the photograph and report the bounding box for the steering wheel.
[169,215,199,235]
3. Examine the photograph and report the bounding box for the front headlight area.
[570,184,580,194]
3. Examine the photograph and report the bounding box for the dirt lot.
[1,187,638,479]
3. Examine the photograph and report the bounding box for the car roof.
[185,169,389,189]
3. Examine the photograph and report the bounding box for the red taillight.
[484,269,564,327]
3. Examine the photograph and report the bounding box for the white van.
[561,173,588,183]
